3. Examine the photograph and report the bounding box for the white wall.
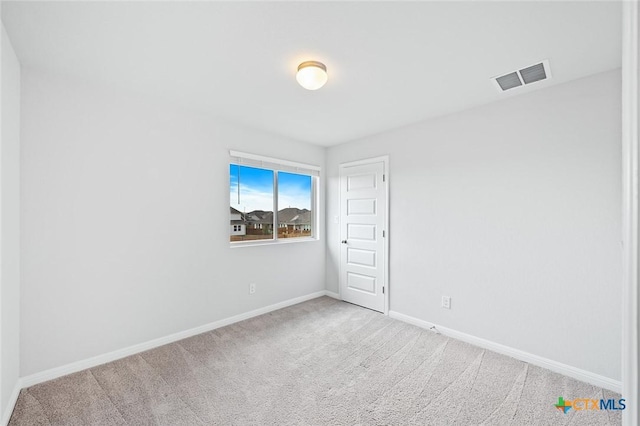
[1,22,21,422]
[15,59,623,388]
[326,70,622,381]
[20,69,325,377]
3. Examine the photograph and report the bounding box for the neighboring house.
[245,210,274,233]
[229,207,246,236]
[278,208,311,233]
[231,208,310,239]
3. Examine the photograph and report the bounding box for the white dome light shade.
[296,61,328,90]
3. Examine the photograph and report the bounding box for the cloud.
[278,187,311,210]
[230,182,311,212]
[230,182,273,212]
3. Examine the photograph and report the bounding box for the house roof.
[245,210,274,224]
[234,208,310,225]
[278,208,310,225]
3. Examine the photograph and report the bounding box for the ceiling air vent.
[492,60,551,92]
[495,72,522,91]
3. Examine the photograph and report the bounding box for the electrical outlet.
[249,283,256,295]
[442,296,451,309]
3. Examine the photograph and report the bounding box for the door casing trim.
[622,2,639,424]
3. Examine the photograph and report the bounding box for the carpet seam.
[136,352,208,426]
[508,363,530,424]
[19,389,54,426]
[341,321,403,364]
[88,369,129,425]
[401,339,450,423]
[452,349,486,424]
[303,311,387,360]
[358,328,421,369]
[412,341,482,420]
[475,358,526,425]
[364,332,432,409]
[174,339,252,422]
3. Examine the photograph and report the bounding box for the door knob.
[341,240,348,244]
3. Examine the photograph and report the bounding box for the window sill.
[229,237,319,248]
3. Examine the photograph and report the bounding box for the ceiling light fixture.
[296,61,328,90]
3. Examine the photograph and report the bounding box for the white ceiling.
[2,1,621,146]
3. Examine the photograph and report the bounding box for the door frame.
[622,2,638,425]
[339,156,390,315]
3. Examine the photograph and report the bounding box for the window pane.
[277,172,312,239]
[230,164,274,242]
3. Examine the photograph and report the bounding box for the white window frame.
[229,150,320,247]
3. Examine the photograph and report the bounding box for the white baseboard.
[388,310,622,393]
[2,380,22,426]
[324,290,340,300]
[21,291,329,389]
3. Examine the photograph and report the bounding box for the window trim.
[230,151,321,176]
[229,151,320,247]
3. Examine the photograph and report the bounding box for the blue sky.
[230,165,311,212]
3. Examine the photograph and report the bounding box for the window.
[229,151,319,244]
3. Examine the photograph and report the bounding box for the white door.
[340,159,387,313]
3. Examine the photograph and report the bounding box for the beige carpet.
[9,296,621,425]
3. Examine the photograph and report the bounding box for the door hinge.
[383,230,385,238]
[383,174,386,182]
[383,287,385,294]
